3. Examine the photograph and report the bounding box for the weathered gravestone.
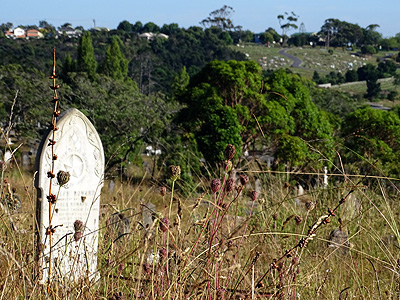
[35,108,104,283]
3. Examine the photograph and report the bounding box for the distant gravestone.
[35,108,104,283]
[142,202,156,235]
[108,180,115,193]
[327,228,350,255]
[21,151,31,169]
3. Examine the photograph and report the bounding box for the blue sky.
[1,0,399,37]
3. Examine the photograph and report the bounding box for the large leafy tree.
[341,107,400,177]
[0,64,51,139]
[177,60,334,171]
[62,73,178,170]
[200,5,240,31]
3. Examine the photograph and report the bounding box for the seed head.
[224,144,236,160]
[159,248,167,259]
[159,218,169,233]
[46,193,57,204]
[110,292,125,300]
[74,219,84,232]
[74,231,82,242]
[240,174,249,186]
[169,165,181,181]
[295,215,303,226]
[211,179,222,193]
[225,178,235,193]
[57,170,70,186]
[143,263,151,273]
[305,201,315,211]
[160,186,167,197]
[250,191,258,202]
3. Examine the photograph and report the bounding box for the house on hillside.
[90,27,110,33]
[139,32,168,41]
[57,25,81,38]
[26,29,44,39]
[14,27,26,38]
[4,27,26,38]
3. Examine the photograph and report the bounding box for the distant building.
[26,29,44,39]
[139,32,168,41]
[4,27,26,38]
[90,27,110,32]
[57,25,82,38]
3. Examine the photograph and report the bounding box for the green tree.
[277,12,298,44]
[143,22,160,33]
[77,31,97,79]
[177,61,334,170]
[377,60,397,78]
[342,106,400,176]
[117,20,133,32]
[63,73,177,171]
[361,45,377,55]
[99,36,128,80]
[200,5,239,31]
[345,69,358,82]
[259,32,274,44]
[358,64,381,98]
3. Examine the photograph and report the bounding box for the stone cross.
[35,108,104,283]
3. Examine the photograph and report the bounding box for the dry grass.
[1,154,400,299]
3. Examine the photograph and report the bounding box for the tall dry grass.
[2,140,400,299]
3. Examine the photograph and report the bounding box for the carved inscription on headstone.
[35,108,104,282]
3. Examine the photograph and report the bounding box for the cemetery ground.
[234,43,400,107]
[2,151,400,298]
[233,43,397,79]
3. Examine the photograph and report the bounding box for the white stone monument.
[35,108,104,283]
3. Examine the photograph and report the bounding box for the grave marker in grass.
[35,108,104,283]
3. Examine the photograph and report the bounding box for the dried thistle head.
[143,263,151,273]
[211,179,222,193]
[160,186,167,197]
[240,174,249,186]
[159,248,167,259]
[57,170,70,186]
[250,190,258,202]
[74,231,82,242]
[225,178,235,193]
[305,201,315,211]
[224,144,236,161]
[295,215,303,226]
[168,165,181,181]
[159,218,169,233]
[73,219,84,232]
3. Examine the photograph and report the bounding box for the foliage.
[177,61,334,171]
[0,64,51,139]
[311,87,360,120]
[345,69,358,82]
[77,31,97,79]
[361,45,377,55]
[277,12,298,44]
[341,106,400,176]
[200,5,239,31]
[99,36,128,80]
[62,73,178,171]
[319,19,380,48]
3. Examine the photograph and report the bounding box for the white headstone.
[21,151,31,168]
[142,202,156,234]
[35,108,104,283]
